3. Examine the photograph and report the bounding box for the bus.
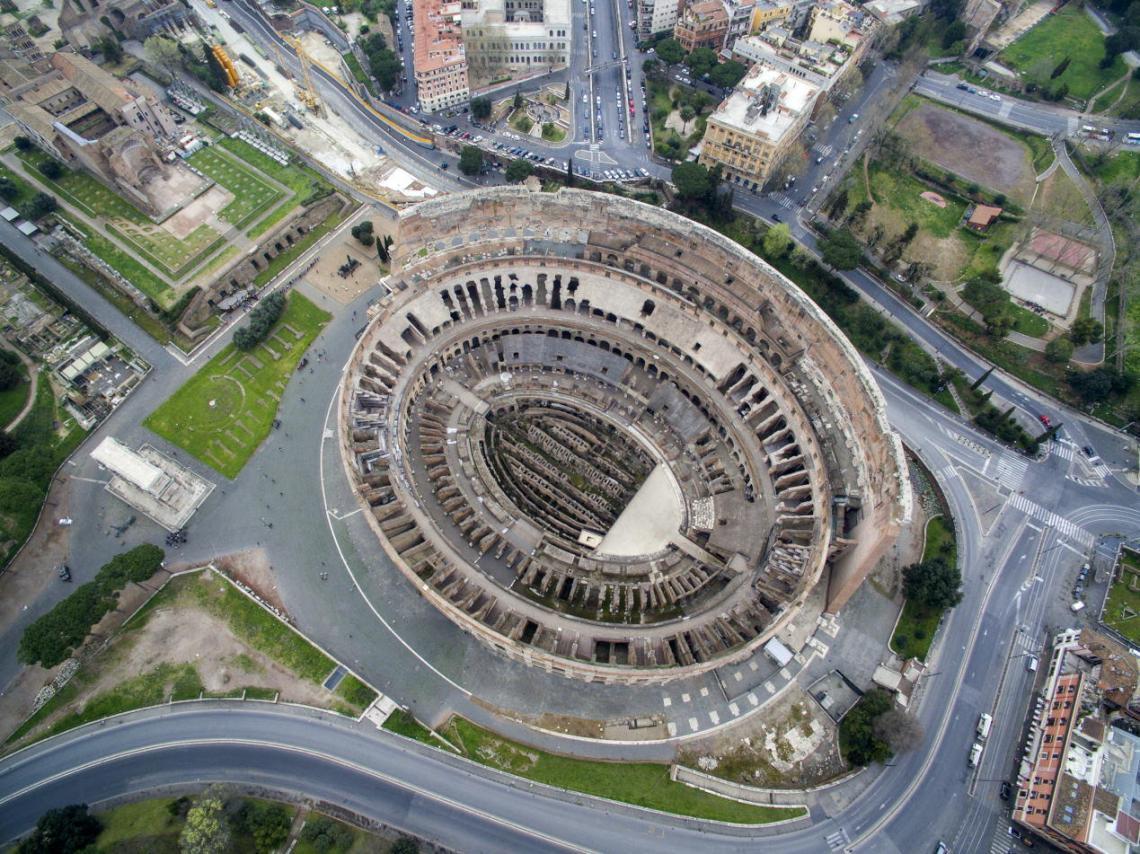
[1127,132,1140,146]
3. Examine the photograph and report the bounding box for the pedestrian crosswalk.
[824,828,849,851]
[1008,493,1095,546]
[772,193,795,209]
[994,454,1029,491]
[813,143,834,157]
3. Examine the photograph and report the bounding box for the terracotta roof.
[967,204,1002,227]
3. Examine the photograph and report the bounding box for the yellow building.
[749,0,792,33]
[698,61,820,189]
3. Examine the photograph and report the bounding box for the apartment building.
[808,0,866,49]
[673,0,729,52]
[698,61,820,189]
[461,0,570,85]
[749,0,793,32]
[733,27,858,93]
[413,0,470,112]
[638,0,683,40]
[1012,628,1140,853]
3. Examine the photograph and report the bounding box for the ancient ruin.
[340,187,910,683]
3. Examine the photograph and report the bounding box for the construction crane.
[285,35,324,116]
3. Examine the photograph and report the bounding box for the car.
[596,95,601,105]
[849,112,859,123]
[582,93,588,103]
[1082,445,1095,457]
[612,51,618,60]
[593,29,597,37]
[816,156,823,163]
[58,564,71,582]
[956,82,969,91]
[1039,414,1052,427]
[638,167,649,177]
[772,213,782,222]
[990,93,1001,101]
[811,186,819,193]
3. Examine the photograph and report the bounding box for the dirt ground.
[303,210,394,304]
[678,685,847,789]
[7,573,351,746]
[213,548,286,613]
[896,102,1036,204]
[1033,168,1096,227]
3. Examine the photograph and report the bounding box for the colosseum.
[339,187,911,684]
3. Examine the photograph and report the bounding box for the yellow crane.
[285,35,323,116]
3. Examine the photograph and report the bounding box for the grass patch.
[188,146,284,229]
[61,216,175,306]
[866,163,967,238]
[0,362,30,428]
[1103,549,1140,647]
[39,663,203,740]
[998,5,1126,102]
[444,716,805,824]
[382,709,439,745]
[54,255,173,344]
[95,797,183,851]
[541,123,566,143]
[144,292,330,478]
[510,110,534,134]
[186,571,335,682]
[336,674,377,710]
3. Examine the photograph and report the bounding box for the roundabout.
[338,187,910,684]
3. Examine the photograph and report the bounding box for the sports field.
[144,293,330,479]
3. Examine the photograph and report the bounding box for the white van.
[968,741,983,767]
[977,712,993,740]
[1071,601,1086,613]
[1027,656,1039,673]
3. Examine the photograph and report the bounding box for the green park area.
[891,514,957,661]
[30,795,404,854]
[436,716,805,824]
[144,292,329,479]
[1103,549,1140,647]
[998,4,1127,102]
[186,146,283,228]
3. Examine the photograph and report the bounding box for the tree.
[13,135,32,151]
[25,192,57,220]
[1044,335,1074,364]
[679,104,696,122]
[513,90,524,111]
[655,38,684,65]
[232,291,287,351]
[762,222,792,258]
[962,275,1011,329]
[1070,316,1103,346]
[38,159,62,180]
[391,839,420,854]
[1070,367,1132,403]
[351,220,375,246]
[179,793,230,854]
[873,709,924,753]
[684,47,717,78]
[642,57,660,76]
[903,556,962,611]
[377,234,393,264]
[941,19,966,49]
[709,60,746,90]
[829,188,849,218]
[300,817,354,853]
[0,177,18,202]
[234,802,291,853]
[97,34,123,63]
[458,145,483,176]
[671,161,711,201]
[839,689,894,766]
[470,96,491,120]
[505,158,534,183]
[360,33,401,90]
[144,35,182,72]
[565,156,574,188]
[0,357,21,391]
[203,44,231,92]
[17,804,102,854]
[818,228,862,270]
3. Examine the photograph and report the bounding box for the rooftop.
[413,0,467,75]
[709,62,820,141]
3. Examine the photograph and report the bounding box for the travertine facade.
[340,187,908,684]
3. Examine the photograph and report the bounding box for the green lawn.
[444,717,806,825]
[999,5,1127,102]
[867,164,968,238]
[16,148,147,222]
[144,292,330,478]
[62,217,174,305]
[216,136,334,231]
[188,146,284,228]
[95,797,183,852]
[1103,550,1140,646]
[383,709,442,746]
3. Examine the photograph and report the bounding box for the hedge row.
[233,291,286,352]
[18,544,165,667]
